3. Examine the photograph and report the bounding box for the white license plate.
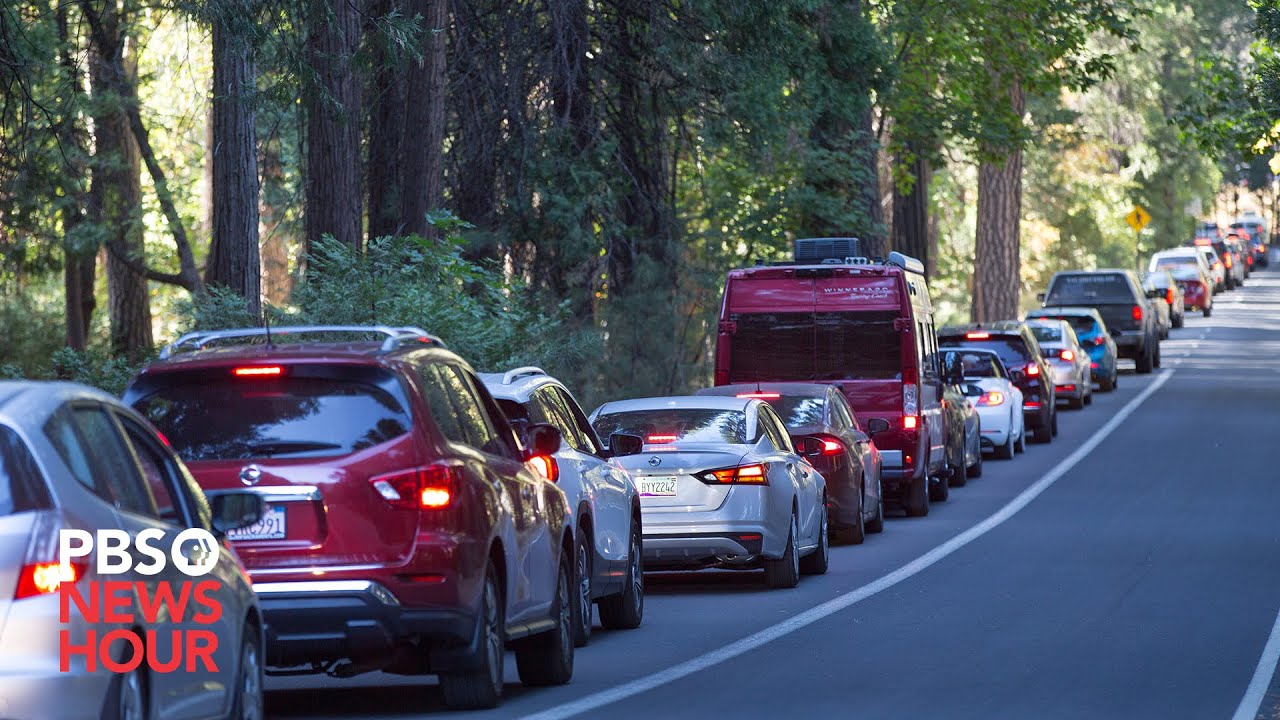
[226,504,287,541]
[638,477,679,497]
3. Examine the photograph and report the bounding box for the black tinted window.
[1028,324,1062,342]
[1045,274,1133,304]
[1030,315,1097,335]
[729,311,901,382]
[50,406,154,516]
[765,396,827,429]
[0,426,52,516]
[940,336,1031,369]
[134,371,411,461]
[117,416,185,525]
[943,350,1003,379]
[420,365,468,445]
[594,409,747,445]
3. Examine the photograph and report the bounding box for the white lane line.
[1233,608,1280,720]
[521,370,1176,720]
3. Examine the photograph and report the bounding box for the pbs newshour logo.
[58,528,226,674]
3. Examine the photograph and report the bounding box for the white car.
[941,349,1025,459]
[481,368,643,646]
[1198,247,1226,293]
[589,396,828,589]
[1150,248,1214,290]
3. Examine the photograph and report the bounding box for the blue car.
[1025,307,1119,392]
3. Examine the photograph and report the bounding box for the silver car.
[1026,319,1093,409]
[0,382,264,720]
[589,396,827,589]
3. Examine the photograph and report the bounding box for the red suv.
[714,239,951,518]
[123,325,576,710]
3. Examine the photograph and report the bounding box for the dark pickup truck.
[1039,270,1161,374]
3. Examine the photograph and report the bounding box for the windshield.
[593,409,747,445]
[1028,324,1062,342]
[728,310,901,382]
[941,336,1031,369]
[1045,274,1132,304]
[942,350,1003,379]
[133,372,412,461]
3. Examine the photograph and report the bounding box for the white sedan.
[942,348,1025,459]
[590,396,827,589]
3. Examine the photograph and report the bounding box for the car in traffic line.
[480,367,644,647]
[1149,249,1214,317]
[124,325,577,710]
[940,348,1025,459]
[590,395,828,588]
[1024,307,1119,391]
[1039,269,1160,374]
[1025,318,1093,409]
[1143,270,1185,331]
[714,239,949,518]
[0,381,264,720]
[938,322,1058,444]
[695,382,885,545]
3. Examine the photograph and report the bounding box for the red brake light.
[903,415,918,430]
[1091,336,1106,346]
[1224,254,1233,268]
[1131,305,1143,321]
[646,434,678,444]
[233,366,283,377]
[976,390,1005,407]
[820,439,843,455]
[370,464,458,510]
[966,332,990,339]
[1026,363,1040,377]
[1059,350,1075,362]
[527,455,559,483]
[1166,288,1174,304]
[15,561,84,600]
[736,392,781,399]
[1023,401,1042,409]
[703,463,768,485]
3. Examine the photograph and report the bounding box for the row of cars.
[0,236,1197,718]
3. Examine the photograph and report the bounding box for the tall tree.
[305,0,363,252]
[206,0,262,318]
[366,0,407,239]
[56,5,96,349]
[399,0,448,236]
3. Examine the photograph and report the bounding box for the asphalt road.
[265,267,1280,720]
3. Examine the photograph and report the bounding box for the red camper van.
[714,239,946,517]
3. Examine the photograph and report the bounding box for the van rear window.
[729,311,901,382]
[0,426,52,516]
[1045,274,1132,304]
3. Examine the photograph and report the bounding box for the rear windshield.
[1143,274,1170,289]
[729,311,901,382]
[1169,267,1202,282]
[1030,314,1096,335]
[592,409,747,445]
[1028,324,1062,342]
[0,426,52,516]
[1045,274,1132,304]
[132,371,412,461]
[765,396,826,429]
[940,336,1031,368]
[1152,256,1198,270]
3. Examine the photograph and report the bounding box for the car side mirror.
[1036,292,1046,302]
[210,492,266,535]
[526,423,562,457]
[964,384,984,398]
[1009,369,1025,383]
[1145,288,1162,299]
[794,436,825,458]
[608,432,644,457]
[866,418,891,436]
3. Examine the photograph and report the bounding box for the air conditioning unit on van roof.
[793,237,861,264]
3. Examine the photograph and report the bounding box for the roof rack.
[501,366,547,385]
[157,325,446,360]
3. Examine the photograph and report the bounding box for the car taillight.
[966,332,990,339]
[976,390,1005,407]
[233,365,283,378]
[646,434,678,444]
[1059,349,1075,362]
[701,463,768,485]
[816,437,844,455]
[1091,336,1106,346]
[902,377,918,417]
[1166,288,1174,304]
[736,392,781,399]
[1131,305,1143,321]
[1225,254,1233,268]
[15,561,86,600]
[1025,363,1040,377]
[370,464,459,510]
[903,415,918,429]
[527,455,559,483]
[1024,401,1042,409]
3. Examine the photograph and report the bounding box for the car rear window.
[1143,274,1170,290]
[940,335,1031,369]
[0,426,52,516]
[764,396,826,429]
[593,409,747,445]
[1152,256,1198,270]
[1028,324,1062,342]
[1169,267,1202,282]
[1045,274,1133,304]
[132,369,412,461]
[1030,314,1096,335]
[729,311,901,382]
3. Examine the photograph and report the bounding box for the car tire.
[903,472,929,517]
[571,531,592,648]
[800,501,829,576]
[1015,427,1026,453]
[1204,305,1212,317]
[1084,385,1093,405]
[968,445,983,478]
[1098,371,1114,391]
[1173,313,1184,329]
[1068,392,1085,410]
[1153,343,1162,368]
[833,486,865,545]
[929,470,951,502]
[227,622,265,720]
[104,657,146,720]
[515,551,574,686]
[439,563,504,710]
[949,452,967,488]
[598,519,644,631]
[865,490,885,534]
[1051,410,1059,436]
[996,431,1015,460]
[1135,344,1154,374]
[764,513,801,589]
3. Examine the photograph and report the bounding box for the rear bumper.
[643,531,766,569]
[256,580,478,671]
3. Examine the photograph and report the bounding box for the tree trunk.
[88,0,153,359]
[57,4,95,350]
[972,78,1025,322]
[366,0,406,239]
[206,8,262,319]
[305,0,364,253]
[259,138,293,305]
[857,103,886,258]
[400,0,449,237]
[892,146,932,275]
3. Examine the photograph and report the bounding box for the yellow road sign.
[1126,205,1151,233]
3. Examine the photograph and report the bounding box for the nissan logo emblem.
[239,464,262,486]
[648,456,662,467]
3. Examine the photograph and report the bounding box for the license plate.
[638,477,679,497]
[226,504,286,541]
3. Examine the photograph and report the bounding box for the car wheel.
[865,488,885,534]
[228,623,264,720]
[903,472,929,517]
[105,661,146,720]
[439,563,504,709]
[968,443,983,478]
[996,430,1015,460]
[800,500,829,576]
[948,447,967,488]
[1015,427,1026,453]
[1173,313,1184,329]
[571,531,592,648]
[1203,305,1212,317]
[1084,385,1093,405]
[1153,343,1162,368]
[764,513,801,588]
[1051,410,1059,436]
[1135,345,1154,374]
[833,486,865,545]
[1068,392,1085,410]
[598,519,644,630]
[515,550,574,686]
[929,470,951,502]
